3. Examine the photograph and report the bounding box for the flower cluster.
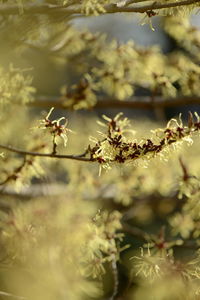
[89,112,200,170]
[164,16,200,61]
[39,107,71,154]
[132,247,169,282]
[81,210,124,278]
[0,65,35,105]
[61,76,97,110]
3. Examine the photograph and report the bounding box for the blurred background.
[1,10,200,123]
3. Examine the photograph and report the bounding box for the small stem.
[110,254,119,300]
[52,134,57,155]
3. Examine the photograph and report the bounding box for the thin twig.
[0,144,92,162]
[0,157,27,186]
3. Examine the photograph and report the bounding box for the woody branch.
[0,0,199,16]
